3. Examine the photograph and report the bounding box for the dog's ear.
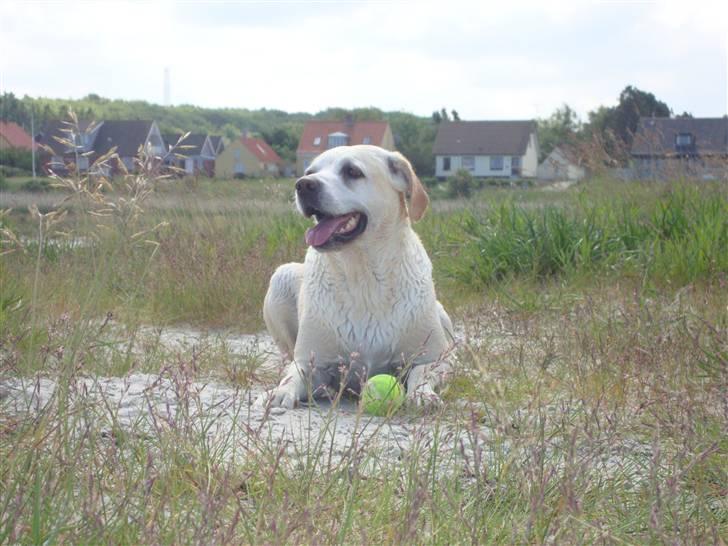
[387,151,429,222]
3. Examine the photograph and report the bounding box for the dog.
[259,145,453,410]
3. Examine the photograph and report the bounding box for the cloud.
[0,0,725,119]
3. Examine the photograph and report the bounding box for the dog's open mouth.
[305,211,368,249]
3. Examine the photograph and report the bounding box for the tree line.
[1,85,680,176]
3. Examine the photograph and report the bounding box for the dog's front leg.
[257,360,309,409]
[406,359,451,408]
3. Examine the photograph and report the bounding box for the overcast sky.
[1,0,726,121]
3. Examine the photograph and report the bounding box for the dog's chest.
[305,252,430,362]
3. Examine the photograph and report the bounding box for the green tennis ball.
[360,374,405,416]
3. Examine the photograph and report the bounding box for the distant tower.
[163,67,171,106]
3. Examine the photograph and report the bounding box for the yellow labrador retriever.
[259,145,453,409]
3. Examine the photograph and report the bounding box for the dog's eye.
[344,165,364,179]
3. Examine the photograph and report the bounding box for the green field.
[1,173,726,543]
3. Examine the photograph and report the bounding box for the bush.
[20,178,51,192]
[0,165,31,177]
[0,147,33,171]
[419,176,439,189]
[446,169,475,198]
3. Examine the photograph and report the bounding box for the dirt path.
[1,326,492,471]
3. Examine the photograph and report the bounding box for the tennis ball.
[360,374,405,416]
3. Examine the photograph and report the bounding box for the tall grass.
[437,182,727,288]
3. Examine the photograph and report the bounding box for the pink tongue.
[305,214,353,247]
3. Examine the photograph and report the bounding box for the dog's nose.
[295,177,320,195]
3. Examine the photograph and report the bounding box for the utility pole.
[30,107,36,179]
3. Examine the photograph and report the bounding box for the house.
[631,117,728,179]
[432,120,539,179]
[38,119,165,174]
[215,134,283,178]
[93,120,165,172]
[537,146,586,182]
[164,133,216,176]
[296,120,395,176]
[0,121,34,150]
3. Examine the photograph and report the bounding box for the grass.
[1,169,727,543]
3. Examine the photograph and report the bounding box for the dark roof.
[297,121,390,154]
[164,133,208,156]
[433,120,536,155]
[163,133,182,147]
[93,120,155,157]
[37,120,97,156]
[631,117,728,156]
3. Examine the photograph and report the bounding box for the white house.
[433,120,539,179]
[537,146,586,181]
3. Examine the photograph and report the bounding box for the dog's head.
[295,145,429,252]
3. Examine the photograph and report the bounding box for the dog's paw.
[407,385,443,409]
[254,387,298,411]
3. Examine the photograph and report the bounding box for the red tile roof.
[297,120,389,154]
[0,121,34,150]
[241,136,282,164]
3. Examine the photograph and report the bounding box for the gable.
[38,120,100,156]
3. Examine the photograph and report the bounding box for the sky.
[1,0,727,121]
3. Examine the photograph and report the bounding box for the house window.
[511,156,521,176]
[327,132,348,148]
[77,156,89,171]
[462,156,475,171]
[442,157,451,171]
[675,133,693,147]
[490,156,504,170]
[313,137,321,146]
[362,136,371,145]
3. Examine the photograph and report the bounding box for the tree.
[610,85,670,147]
[389,113,437,176]
[440,108,450,122]
[0,92,30,126]
[451,110,460,121]
[582,86,672,164]
[537,104,581,161]
[432,111,442,124]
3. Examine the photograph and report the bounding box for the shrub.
[446,169,475,198]
[419,176,439,189]
[0,164,31,177]
[20,178,51,192]
[0,147,33,171]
